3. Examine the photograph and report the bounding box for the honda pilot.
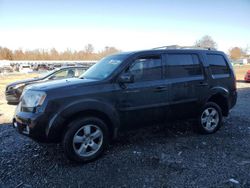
[13,47,237,163]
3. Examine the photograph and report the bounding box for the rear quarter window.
[207,54,229,75]
[165,54,202,78]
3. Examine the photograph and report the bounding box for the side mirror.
[118,73,134,83]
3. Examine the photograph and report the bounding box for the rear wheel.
[63,117,109,163]
[197,102,223,134]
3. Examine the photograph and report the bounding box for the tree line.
[195,35,249,60]
[0,44,120,61]
[0,36,249,61]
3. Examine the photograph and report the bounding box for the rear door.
[205,53,236,109]
[164,52,209,119]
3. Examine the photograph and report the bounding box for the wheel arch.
[46,99,120,142]
[207,87,230,116]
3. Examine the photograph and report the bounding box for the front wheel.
[197,102,223,134]
[63,117,109,163]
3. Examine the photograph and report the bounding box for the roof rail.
[152,45,216,51]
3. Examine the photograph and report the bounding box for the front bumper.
[13,110,50,143]
[5,89,20,104]
[229,90,237,110]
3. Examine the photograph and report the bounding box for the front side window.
[74,68,86,77]
[49,68,76,79]
[165,54,202,78]
[51,69,68,79]
[127,56,162,82]
[207,54,229,75]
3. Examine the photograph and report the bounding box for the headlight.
[21,90,46,108]
[7,83,25,91]
[13,83,25,90]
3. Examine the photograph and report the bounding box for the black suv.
[13,47,237,162]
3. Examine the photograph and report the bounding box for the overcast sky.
[0,0,249,52]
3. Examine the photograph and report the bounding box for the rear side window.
[207,54,229,75]
[128,56,161,82]
[165,54,202,78]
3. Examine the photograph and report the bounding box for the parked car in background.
[19,64,33,73]
[63,63,76,67]
[38,64,50,71]
[244,70,250,82]
[0,66,13,74]
[13,47,237,163]
[0,61,13,73]
[48,63,62,70]
[5,66,87,104]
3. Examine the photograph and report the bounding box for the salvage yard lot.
[0,65,250,187]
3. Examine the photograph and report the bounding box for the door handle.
[154,86,168,92]
[197,82,208,87]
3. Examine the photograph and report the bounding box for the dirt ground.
[233,64,250,81]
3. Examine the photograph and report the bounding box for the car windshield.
[80,54,127,80]
[38,70,55,78]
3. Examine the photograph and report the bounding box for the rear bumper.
[229,90,237,110]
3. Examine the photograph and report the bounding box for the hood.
[28,78,98,91]
[7,77,42,87]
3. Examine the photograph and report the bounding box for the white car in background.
[19,64,33,73]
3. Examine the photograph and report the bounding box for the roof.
[115,46,223,57]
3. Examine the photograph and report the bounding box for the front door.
[116,54,170,129]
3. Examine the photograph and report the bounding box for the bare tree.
[100,46,120,58]
[0,45,121,61]
[0,47,13,60]
[50,48,59,60]
[84,44,94,54]
[228,47,245,60]
[195,35,218,49]
[13,49,25,60]
[243,45,250,55]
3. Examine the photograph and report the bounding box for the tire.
[63,117,109,163]
[197,102,223,134]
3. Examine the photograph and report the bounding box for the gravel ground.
[0,82,250,188]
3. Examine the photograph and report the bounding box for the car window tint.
[165,54,202,78]
[207,54,229,75]
[128,56,161,82]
